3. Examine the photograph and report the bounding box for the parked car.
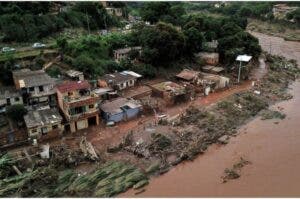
[32,43,46,48]
[2,47,16,53]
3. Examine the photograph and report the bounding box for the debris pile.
[260,110,286,120]
[221,157,251,183]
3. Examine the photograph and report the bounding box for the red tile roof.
[57,80,90,93]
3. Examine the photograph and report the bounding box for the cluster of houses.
[0,44,231,148]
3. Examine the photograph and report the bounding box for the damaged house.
[12,69,56,108]
[57,81,100,133]
[65,70,84,81]
[198,72,230,95]
[24,108,63,141]
[150,81,188,106]
[114,47,142,63]
[0,87,23,113]
[100,97,142,123]
[100,71,142,91]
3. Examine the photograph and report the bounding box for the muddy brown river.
[121,32,300,197]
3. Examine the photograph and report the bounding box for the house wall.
[102,107,140,123]
[26,84,54,96]
[0,130,28,148]
[57,90,98,120]
[125,107,140,119]
[116,79,136,90]
[0,96,23,113]
[27,122,63,140]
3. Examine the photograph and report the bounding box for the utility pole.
[236,55,252,84]
[238,60,242,84]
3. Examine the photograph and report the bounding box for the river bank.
[121,32,300,197]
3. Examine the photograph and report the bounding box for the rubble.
[80,137,99,161]
[218,135,230,144]
[221,157,251,183]
[261,110,286,120]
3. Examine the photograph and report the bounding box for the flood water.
[121,32,300,197]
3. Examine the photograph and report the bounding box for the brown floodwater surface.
[121,32,300,197]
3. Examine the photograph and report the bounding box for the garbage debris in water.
[221,157,251,183]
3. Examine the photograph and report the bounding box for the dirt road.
[121,32,300,197]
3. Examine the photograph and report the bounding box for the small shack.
[198,72,230,94]
[100,97,142,123]
[65,70,84,81]
[150,81,188,106]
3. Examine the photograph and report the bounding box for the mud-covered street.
[121,32,300,197]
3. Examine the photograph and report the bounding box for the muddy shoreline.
[121,32,300,197]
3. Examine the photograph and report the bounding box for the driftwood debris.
[79,137,99,161]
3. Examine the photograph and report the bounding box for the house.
[195,52,219,65]
[93,87,114,101]
[56,80,100,133]
[0,87,23,113]
[149,81,188,106]
[24,108,63,141]
[175,69,200,83]
[106,7,123,17]
[100,71,141,91]
[204,40,218,52]
[65,70,84,81]
[198,72,230,95]
[12,69,56,107]
[100,97,142,123]
[114,46,142,63]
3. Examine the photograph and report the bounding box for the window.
[89,104,94,109]
[6,98,11,105]
[31,128,37,134]
[39,86,44,92]
[52,124,58,129]
[29,87,34,92]
[14,97,20,102]
[41,127,48,135]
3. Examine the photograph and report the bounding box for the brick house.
[56,81,99,133]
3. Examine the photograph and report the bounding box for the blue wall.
[101,107,140,123]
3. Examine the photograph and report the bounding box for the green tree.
[183,27,205,53]
[6,104,27,123]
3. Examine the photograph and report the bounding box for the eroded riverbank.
[121,32,300,197]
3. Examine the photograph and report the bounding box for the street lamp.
[236,54,252,84]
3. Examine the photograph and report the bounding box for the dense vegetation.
[0,2,120,42]
[0,2,263,82]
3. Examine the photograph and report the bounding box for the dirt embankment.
[247,19,300,42]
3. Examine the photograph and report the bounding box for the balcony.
[63,93,99,109]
